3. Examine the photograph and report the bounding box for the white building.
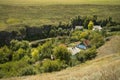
[75,26,83,30]
[93,25,102,31]
[67,47,81,55]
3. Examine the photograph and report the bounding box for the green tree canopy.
[53,45,71,64]
[88,21,94,30]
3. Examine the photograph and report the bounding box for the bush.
[12,48,27,61]
[38,41,53,60]
[76,52,86,63]
[89,32,104,48]
[53,45,71,64]
[88,21,94,30]
[41,59,65,72]
[20,66,36,76]
[0,59,30,78]
[84,47,97,60]
[69,56,80,67]
[70,30,82,42]
[76,47,97,62]
[10,40,30,52]
[0,46,12,64]
[31,48,39,61]
[80,31,90,39]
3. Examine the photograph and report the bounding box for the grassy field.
[0,0,120,5]
[1,36,120,80]
[0,5,120,29]
[0,0,120,31]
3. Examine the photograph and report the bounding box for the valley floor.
[1,36,120,80]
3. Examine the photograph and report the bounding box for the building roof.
[93,25,102,31]
[83,40,90,47]
[76,44,87,49]
[75,26,83,29]
[67,47,81,55]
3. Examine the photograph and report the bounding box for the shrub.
[38,41,53,60]
[0,46,12,64]
[76,52,86,63]
[31,48,39,61]
[76,47,97,62]
[41,59,64,72]
[69,56,80,67]
[12,48,26,61]
[53,45,71,64]
[80,31,90,39]
[0,59,30,78]
[20,66,36,76]
[10,40,30,52]
[88,21,94,30]
[89,32,104,48]
[84,47,97,60]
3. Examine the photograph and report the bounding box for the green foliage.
[0,59,30,78]
[109,25,120,32]
[49,29,56,37]
[31,48,39,61]
[53,45,71,64]
[76,52,86,63]
[89,32,104,48]
[80,30,90,39]
[69,56,80,67]
[38,41,53,60]
[12,48,27,61]
[84,47,97,60]
[70,30,82,41]
[41,59,65,72]
[83,17,90,29]
[0,46,12,64]
[20,66,36,76]
[88,21,94,30]
[10,40,31,61]
[10,40,30,51]
[71,16,83,28]
[76,47,97,62]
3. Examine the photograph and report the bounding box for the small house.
[93,25,102,31]
[76,40,90,50]
[67,47,81,55]
[75,26,83,30]
[76,44,87,50]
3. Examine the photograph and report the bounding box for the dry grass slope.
[1,36,120,80]
[97,36,120,58]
